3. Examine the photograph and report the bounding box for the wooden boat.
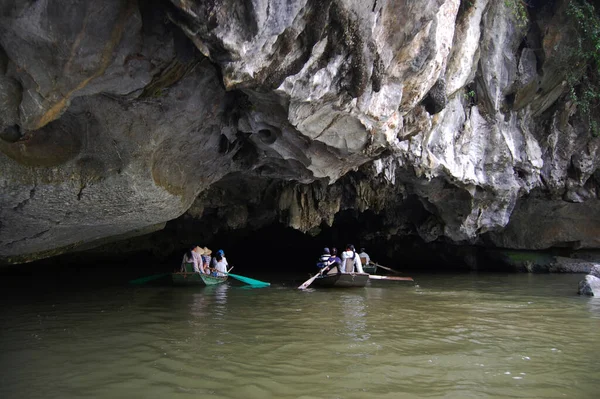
[368,275,414,282]
[171,272,228,286]
[173,259,229,286]
[362,264,377,274]
[360,255,377,274]
[201,273,228,285]
[312,272,370,288]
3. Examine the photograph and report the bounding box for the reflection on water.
[586,297,600,319]
[190,284,229,319]
[1,273,600,398]
[214,284,229,306]
[339,292,368,342]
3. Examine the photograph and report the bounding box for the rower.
[359,247,371,266]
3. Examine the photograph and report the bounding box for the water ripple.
[1,274,599,398]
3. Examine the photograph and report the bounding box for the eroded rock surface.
[1,0,599,262]
[578,265,600,296]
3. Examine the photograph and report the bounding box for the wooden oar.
[368,274,413,281]
[372,263,402,275]
[298,268,327,290]
[129,273,170,285]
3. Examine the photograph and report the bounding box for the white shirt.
[359,251,370,265]
[215,257,228,276]
[341,250,364,273]
[192,251,204,273]
[182,251,203,273]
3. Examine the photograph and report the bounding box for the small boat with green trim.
[172,259,227,286]
[200,273,228,285]
[174,256,228,286]
[171,271,228,286]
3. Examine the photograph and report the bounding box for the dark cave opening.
[161,208,482,275]
[3,209,499,291]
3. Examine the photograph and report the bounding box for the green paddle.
[129,273,170,285]
[227,273,270,287]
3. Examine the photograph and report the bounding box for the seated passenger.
[192,246,205,273]
[316,248,331,270]
[325,247,342,275]
[181,246,203,273]
[202,247,212,274]
[341,244,364,274]
[212,249,228,276]
[181,248,196,272]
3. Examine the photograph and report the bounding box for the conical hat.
[203,247,212,255]
[194,246,205,255]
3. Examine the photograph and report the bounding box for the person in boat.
[316,247,331,270]
[180,247,195,272]
[341,244,364,274]
[326,247,342,274]
[181,246,204,273]
[358,248,371,266]
[212,249,228,276]
[202,247,212,274]
[193,246,208,273]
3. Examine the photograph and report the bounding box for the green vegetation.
[505,0,528,29]
[459,0,475,13]
[503,250,550,263]
[499,250,555,272]
[463,88,476,106]
[566,0,600,137]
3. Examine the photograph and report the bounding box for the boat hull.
[363,264,377,274]
[201,274,228,285]
[171,272,227,286]
[313,272,369,288]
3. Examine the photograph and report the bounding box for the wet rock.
[578,266,600,296]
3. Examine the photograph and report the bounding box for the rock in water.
[578,266,600,296]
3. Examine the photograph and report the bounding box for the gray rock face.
[548,257,597,273]
[0,1,235,261]
[0,0,599,262]
[487,199,600,250]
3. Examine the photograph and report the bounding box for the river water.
[1,272,599,398]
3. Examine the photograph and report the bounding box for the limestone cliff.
[1,0,599,263]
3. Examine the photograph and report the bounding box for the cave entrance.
[6,210,478,285]
[202,210,472,274]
